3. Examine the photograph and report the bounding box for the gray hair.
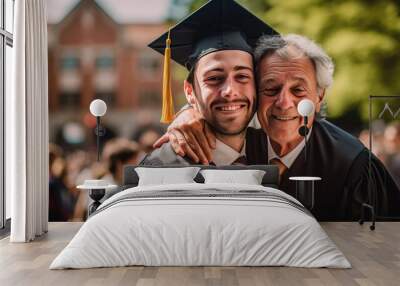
[254,34,334,92]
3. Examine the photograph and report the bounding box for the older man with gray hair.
[154,34,400,221]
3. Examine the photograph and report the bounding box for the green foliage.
[187,0,400,121]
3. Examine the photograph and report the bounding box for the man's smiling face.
[185,50,256,135]
[257,52,324,148]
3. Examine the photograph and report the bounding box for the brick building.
[47,0,185,139]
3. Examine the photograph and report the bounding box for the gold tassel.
[160,29,175,124]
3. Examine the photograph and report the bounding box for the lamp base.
[296,180,315,210]
[289,176,321,210]
[88,188,105,216]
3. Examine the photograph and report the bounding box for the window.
[94,50,115,105]
[59,52,81,109]
[60,56,80,70]
[1,0,14,231]
[59,92,81,109]
[95,55,114,69]
[138,51,160,78]
[138,90,160,107]
[5,0,13,33]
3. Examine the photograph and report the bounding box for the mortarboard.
[148,0,279,123]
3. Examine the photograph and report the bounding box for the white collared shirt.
[267,128,312,168]
[211,139,246,166]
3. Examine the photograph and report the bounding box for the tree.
[187,0,400,122]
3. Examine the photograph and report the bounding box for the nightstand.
[289,176,321,210]
[77,180,117,216]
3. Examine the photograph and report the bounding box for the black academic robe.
[246,119,400,221]
[140,128,263,166]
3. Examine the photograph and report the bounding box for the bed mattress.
[50,183,350,269]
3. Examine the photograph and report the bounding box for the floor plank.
[0,222,399,286]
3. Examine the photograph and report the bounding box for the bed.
[50,165,350,269]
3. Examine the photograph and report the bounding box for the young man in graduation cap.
[140,0,278,166]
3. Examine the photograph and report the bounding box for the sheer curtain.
[7,0,48,242]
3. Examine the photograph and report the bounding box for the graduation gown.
[246,119,400,221]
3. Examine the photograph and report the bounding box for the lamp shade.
[297,99,315,117]
[90,99,107,117]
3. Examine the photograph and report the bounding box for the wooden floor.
[0,222,399,286]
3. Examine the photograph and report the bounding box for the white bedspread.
[50,183,351,269]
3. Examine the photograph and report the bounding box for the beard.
[197,99,254,136]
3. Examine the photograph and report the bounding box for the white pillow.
[135,167,201,186]
[200,169,266,185]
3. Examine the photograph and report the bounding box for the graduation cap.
[148,0,279,123]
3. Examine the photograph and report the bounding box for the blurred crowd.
[49,120,400,222]
[359,121,400,188]
[49,124,164,221]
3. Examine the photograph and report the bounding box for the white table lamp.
[79,99,111,216]
[90,99,107,161]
